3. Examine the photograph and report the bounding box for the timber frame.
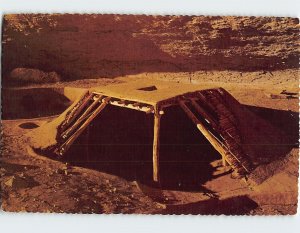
[50,87,253,183]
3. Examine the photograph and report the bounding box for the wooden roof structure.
[30,80,255,182]
[90,80,217,106]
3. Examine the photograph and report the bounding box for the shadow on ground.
[157,195,258,215]
[244,105,299,147]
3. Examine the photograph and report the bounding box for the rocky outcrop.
[10,68,61,85]
[2,14,299,85]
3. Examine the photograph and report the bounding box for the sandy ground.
[1,70,299,215]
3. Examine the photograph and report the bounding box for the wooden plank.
[153,112,161,182]
[56,97,111,156]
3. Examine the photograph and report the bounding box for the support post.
[222,155,229,167]
[153,111,161,183]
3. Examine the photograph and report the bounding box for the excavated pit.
[64,104,221,189]
[22,83,297,187]
[1,88,71,119]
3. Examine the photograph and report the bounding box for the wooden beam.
[179,101,231,168]
[56,97,111,156]
[180,101,251,173]
[109,100,154,113]
[190,99,218,129]
[222,156,229,166]
[117,100,126,105]
[153,111,161,183]
[60,92,94,131]
[197,92,217,114]
[132,102,140,107]
[61,95,102,139]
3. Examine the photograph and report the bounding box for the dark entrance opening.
[160,105,221,189]
[65,104,221,190]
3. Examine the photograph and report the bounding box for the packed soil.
[1,70,298,215]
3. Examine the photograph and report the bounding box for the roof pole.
[179,101,231,169]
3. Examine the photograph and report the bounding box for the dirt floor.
[1,70,299,215]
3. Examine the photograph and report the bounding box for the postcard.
[1,14,299,215]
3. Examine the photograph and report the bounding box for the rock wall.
[2,14,299,84]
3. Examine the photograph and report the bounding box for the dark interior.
[65,104,222,190]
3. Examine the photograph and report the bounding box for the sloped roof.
[90,79,218,105]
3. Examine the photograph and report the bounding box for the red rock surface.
[2,14,299,85]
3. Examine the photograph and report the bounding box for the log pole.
[57,97,110,155]
[62,95,102,139]
[192,100,228,167]
[179,101,231,168]
[153,111,161,183]
[190,99,218,129]
[222,155,228,166]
